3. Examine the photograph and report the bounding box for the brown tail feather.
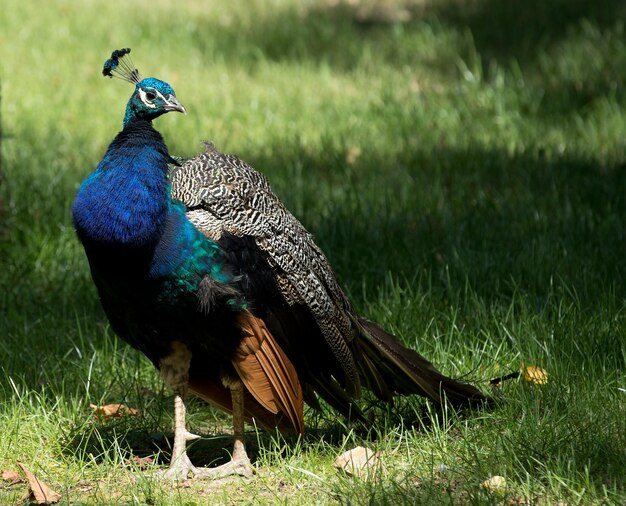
[356,317,486,407]
[234,311,305,435]
[187,311,304,435]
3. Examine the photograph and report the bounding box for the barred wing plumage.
[171,143,362,396]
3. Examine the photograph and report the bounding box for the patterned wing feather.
[171,144,361,395]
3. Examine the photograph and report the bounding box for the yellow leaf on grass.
[481,475,507,497]
[90,403,140,420]
[345,146,362,165]
[522,366,548,385]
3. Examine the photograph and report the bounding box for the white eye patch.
[138,88,167,108]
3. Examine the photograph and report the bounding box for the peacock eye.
[145,91,157,101]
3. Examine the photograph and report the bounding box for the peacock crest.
[102,47,141,84]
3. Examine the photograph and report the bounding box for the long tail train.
[356,317,487,407]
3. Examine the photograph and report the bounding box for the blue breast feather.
[72,121,232,292]
[73,143,169,247]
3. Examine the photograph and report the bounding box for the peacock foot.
[194,453,255,480]
[153,452,200,481]
[153,452,255,481]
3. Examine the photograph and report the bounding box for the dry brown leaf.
[73,480,96,493]
[1,469,22,482]
[90,403,140,420]
[334,446,384,481]
[124,455,154,470]
[16,461,61,505]
[509,497,528,504]
[521,366,548,385]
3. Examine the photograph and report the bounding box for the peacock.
[72,48,486,480]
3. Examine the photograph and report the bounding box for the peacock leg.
[156,342,202,480]
[156,342,254,480]
[195,380,255,479]
[156,393,203,479]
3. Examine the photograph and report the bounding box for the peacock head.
[102,48,186,127]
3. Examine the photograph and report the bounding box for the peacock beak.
[164,95,186,114]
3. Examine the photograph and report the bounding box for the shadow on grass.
[59,394,474,471]
[430,0,626,64]
[60,413,341,469]
[62,420,240,469]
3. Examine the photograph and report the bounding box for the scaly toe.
[153,453,199,481]
[194,456,255,480]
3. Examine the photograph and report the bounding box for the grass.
[1,0,625,503]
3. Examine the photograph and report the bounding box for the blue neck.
[123,101,137,127]
[72,119,172,249]
[124,100,166,127]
